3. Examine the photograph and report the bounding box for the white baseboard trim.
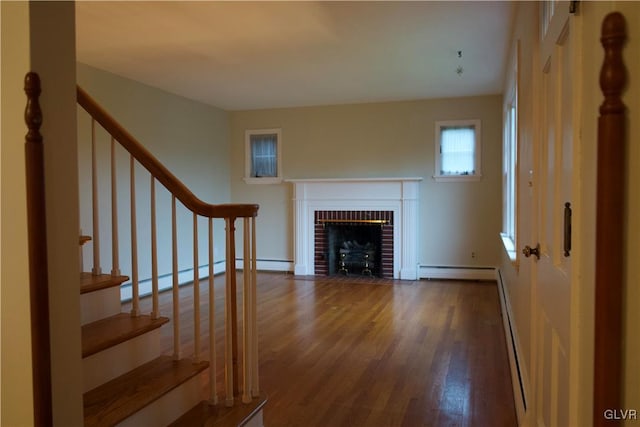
[399,268,418,280]
[235,259,294,272]
[120,261,226,301]
[495,269,528,425]
[124,262,498,300]
[419,265,497,281]
[293,264,308,276]
[120,259,293,301]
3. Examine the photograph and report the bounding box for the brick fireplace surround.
[287,178,422,280]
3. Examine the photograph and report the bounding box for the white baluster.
[242,218,252,404]
[91,119,101,275]
[193,213,201,362]
[251,215,259,397]
[110,138,120,276]
[209,218,218,404]
[172,196,180,360]
[130,155,139,316]
[224,217,234,407]
[150,177,159,319]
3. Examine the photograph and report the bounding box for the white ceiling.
[76,1,514,111]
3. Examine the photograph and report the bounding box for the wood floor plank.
[125,272,517,426]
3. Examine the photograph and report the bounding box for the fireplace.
[314,210,393,278]
[288,177,422,280]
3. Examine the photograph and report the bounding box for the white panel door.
[528,2,579,427]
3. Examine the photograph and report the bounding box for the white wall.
[1,2,35,425]
[31,3,84,424]
[1,2,83,425]
[76,70,503,275]
[230,96,503,269]
[77,64,232,290]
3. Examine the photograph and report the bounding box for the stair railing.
[76,86,259,406]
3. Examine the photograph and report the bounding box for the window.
[434,119,481,182]
[501,40,519,260]
[244,128,282,184]
[503,103,517,245]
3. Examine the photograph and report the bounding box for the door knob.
[522,244,540,260]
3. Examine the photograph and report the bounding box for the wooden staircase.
[78,260,267,426]
[78,261,218,426]
[75,83,267,425]
[22,73,265,426]
[83,355,207,427]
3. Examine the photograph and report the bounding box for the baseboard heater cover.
[120,259,294,301]
[419,265,497,281]
[496,269,528,421]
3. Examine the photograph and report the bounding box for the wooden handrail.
[77,86,258,219]
[24,72,53,426]
[593,11,626,427]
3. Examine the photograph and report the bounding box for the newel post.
[24,72,53,426]
[593,12,627,427]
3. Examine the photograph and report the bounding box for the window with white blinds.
[434,120,481,182]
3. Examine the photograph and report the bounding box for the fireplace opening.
[314,210,394,278]
[326,223,382,277]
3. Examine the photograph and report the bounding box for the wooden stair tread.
[82,313,169,358]
[169,393,268,427]
[84,356,208,427]
[79,235,92,245]
[80,272,129,294]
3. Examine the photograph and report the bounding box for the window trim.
[433,119,482,182]
[244,128,282,184]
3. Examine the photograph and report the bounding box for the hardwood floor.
[125,272,517,426]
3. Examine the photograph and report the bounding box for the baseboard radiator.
[496,269,528,423]
[419,265,497,281]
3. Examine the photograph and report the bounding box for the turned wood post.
[224,218,235,405]
[24,72,53,426]
[594,11,627,427]
[228,218,239,396]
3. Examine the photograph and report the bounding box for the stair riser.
[81,286,121,325]
[116,371,204,427]
[83,329,161,392]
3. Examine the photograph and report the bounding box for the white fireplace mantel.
[287,177,422,280]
